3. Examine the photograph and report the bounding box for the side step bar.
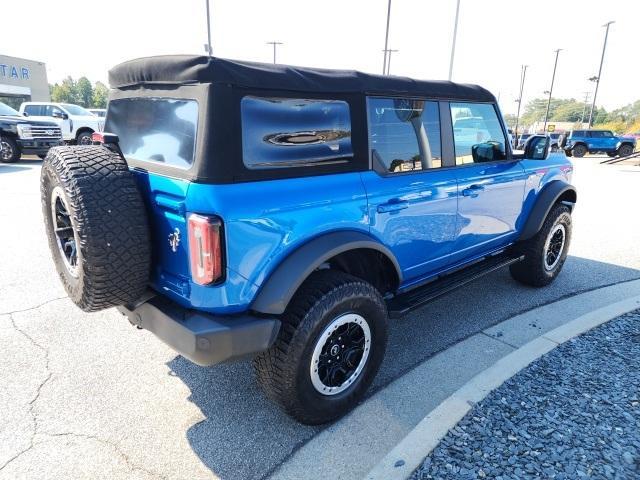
[386,254,524,318]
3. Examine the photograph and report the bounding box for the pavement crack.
[1,296,68,316]
[480,331,519,349]
[39,432,169,480]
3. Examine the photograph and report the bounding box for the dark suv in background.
[0,102,62,163]
[563,129,636,158]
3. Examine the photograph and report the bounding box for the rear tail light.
[188,214,223,285]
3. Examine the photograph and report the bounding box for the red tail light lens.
[188,214,223,285]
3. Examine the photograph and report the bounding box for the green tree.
[50,76,80,104]
[92,82,108,108]
[76,77,93,107]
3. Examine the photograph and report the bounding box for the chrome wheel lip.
[50,186,80,278]
[310,313,371,396]
[543,223,566,271]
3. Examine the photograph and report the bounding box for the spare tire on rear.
[41,145,150,312]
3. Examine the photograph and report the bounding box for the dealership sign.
[0,64,30,80]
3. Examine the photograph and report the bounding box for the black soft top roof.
[108,55,495,102]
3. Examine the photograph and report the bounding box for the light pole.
[542,49,562,133]
[449,0,461,80]
[381,49,399,75]
[588,21,614,127]
[266,41,283,64]
[580,90,591,125]
[514,64,528,146]
[204,0,213,56]
[382,0,392,75]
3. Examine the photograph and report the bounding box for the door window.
[590,130,613,138]
[367,98,442,173]
[24,105,43,116]
[450,103,507,165]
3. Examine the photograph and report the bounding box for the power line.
[266,41,284,64]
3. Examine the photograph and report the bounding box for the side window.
[367,97,442,173]
[24,105,42,116]
[241,96,353,170]
[450,102,507,165]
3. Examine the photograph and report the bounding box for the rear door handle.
[377,200,409,213]
[461,184,485,198]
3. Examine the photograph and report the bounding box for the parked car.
[563,129,636,158]
[41,55,576,424]
[88,108,107,118]
[516,133,532,149]
[0,101,63,163]
[19,102,104,145]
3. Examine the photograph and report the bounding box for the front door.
[588,130,617,151]
[362,98,458,286]
[448,102,526,262]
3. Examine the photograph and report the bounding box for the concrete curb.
[364,293,640,480]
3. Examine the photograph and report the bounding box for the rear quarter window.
[105,98,198,169]
[240,96,353,169]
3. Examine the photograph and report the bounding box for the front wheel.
[510,204,572,287]
[254,270,388,424]
[617,144,634,157]
[1,137,21,163]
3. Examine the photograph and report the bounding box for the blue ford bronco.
[41,55,576,424]
[562,128,636,158]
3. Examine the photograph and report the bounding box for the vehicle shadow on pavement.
[0,164,34,173]
[167,255,640,480]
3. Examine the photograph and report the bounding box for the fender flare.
[519,180,577,241]
[250,231,402,315]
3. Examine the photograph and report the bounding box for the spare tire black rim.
[544,223,565,271]
[310,313,371,395]
[50,186,79,277]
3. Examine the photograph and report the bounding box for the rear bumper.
[117,296,281,366]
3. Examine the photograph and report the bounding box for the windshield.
[61,104,93,116]
[0,102,20,116]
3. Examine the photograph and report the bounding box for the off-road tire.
[510,204,571,287]
[76,131,93,146]
[617,144,634,157]
[607,152,617,157]
[1,136,20,163]
[571,144,587,157]
[254,270,388,424]
[41,146,150,311]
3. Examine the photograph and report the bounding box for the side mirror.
[52,111,69,120]
[524,135,550,160]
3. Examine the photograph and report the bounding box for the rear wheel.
[76,131,93,146]
[254,270,388,424]
[617,144,634,157]
[571,144,587,157]
[0,137,20,163]
[41,146,150,311]
[510,204,572,287]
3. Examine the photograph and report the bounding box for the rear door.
[361,98,459,284]
[448,102,526,262]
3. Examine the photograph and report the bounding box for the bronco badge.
[168,228,181,252]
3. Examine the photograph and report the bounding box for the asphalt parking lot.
[1,155,639,480]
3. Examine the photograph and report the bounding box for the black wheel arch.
[75,127,95,139]
[250,231,402,315]
[518,180,576,242]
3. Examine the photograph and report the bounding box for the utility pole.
[204,0,213,56]
[514,64,528,146]
[588,21,614,127]
[543,49,562,133]
[580,91,591,125]
[382,0,392,75]
[448,0,461,80]
[381,49,399,75]
[266,41,283,64]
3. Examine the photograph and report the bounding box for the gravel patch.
[412,310,640,480]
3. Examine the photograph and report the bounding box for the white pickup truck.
[19,102,104,145]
